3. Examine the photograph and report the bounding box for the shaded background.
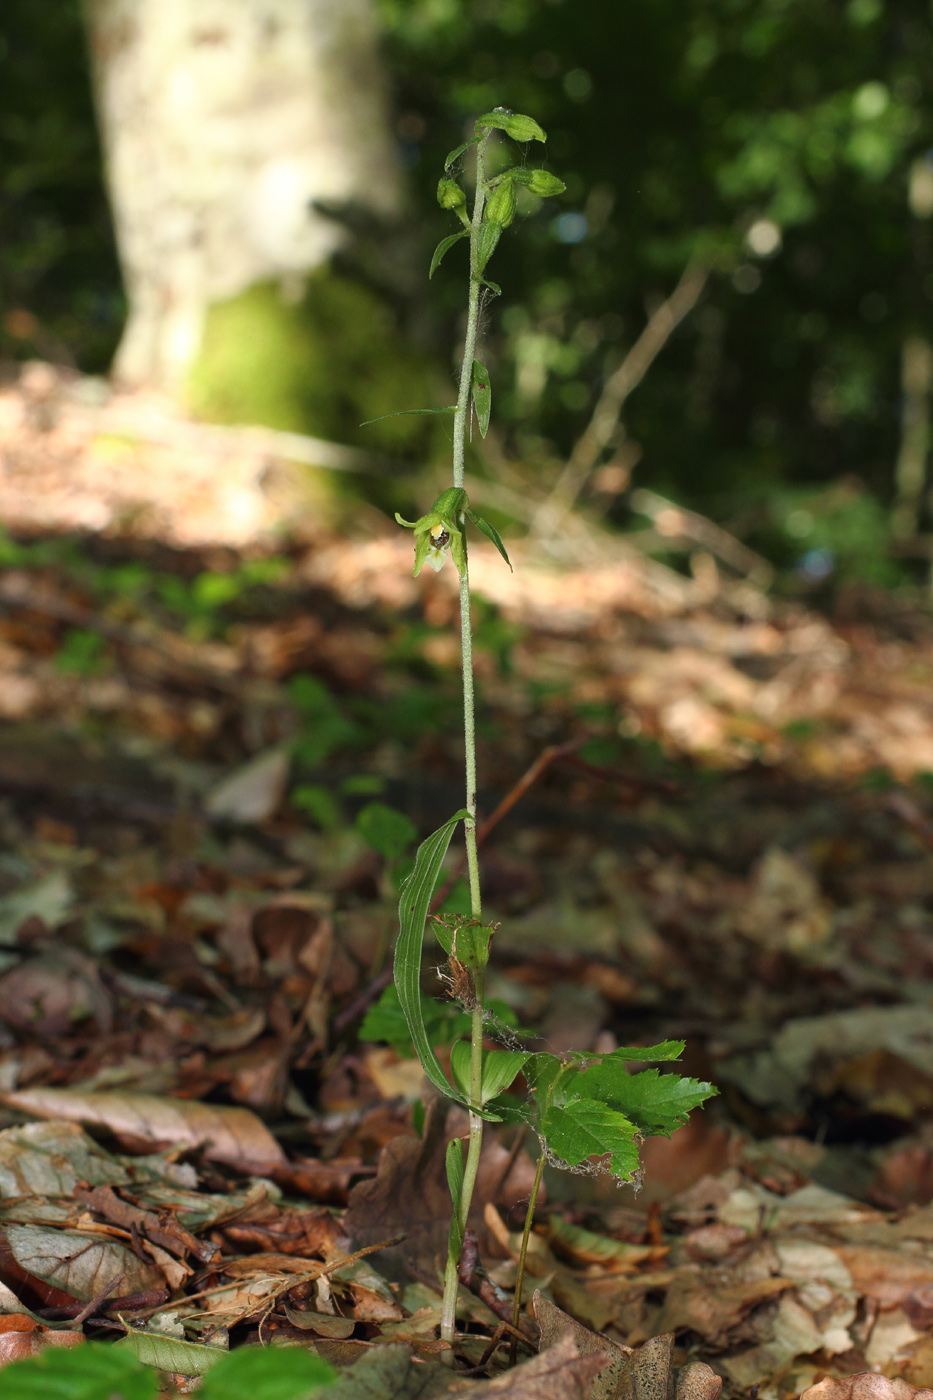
[2,0,933,589]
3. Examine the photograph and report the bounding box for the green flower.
[396,488,468,578]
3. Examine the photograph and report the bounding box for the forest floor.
[2,362,933,1399]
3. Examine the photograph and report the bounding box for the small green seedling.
[365,109,717,1351]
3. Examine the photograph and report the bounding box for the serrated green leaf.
[539,1096,641,1181]
[572,1061,718,1137]
[476,110,547,144]
[118,1323,226,1377]
[200,1343,335,1400]
[0,1343,155,1400]
[475,220,502,275]
[445,135,482,170]
[430,229,469,277]
[360,405,456,426]
[395,813,470,1104]
[467,510,512,570]
[471,360,491,438]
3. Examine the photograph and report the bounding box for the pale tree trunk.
[82,0,402,391]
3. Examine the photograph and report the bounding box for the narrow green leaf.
[199,1344,336,1400]
[467,510,512,570]
[567,1040,686,1064]
[479,278,502,296]
[449,1040,473,1102]
[395,813,470,1104]
[360,406,456,426]
[480,1049,530,1102]
[430,229,469,278]
[475,220,502,275]
[445,135,482,170]
[476,110,547,144]
[117,1323,226,1377]
[471,360,491,438]
[446,1137,465,1256]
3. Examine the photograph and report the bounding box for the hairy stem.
[440,133,489,1352]
[509,1150,547,1366]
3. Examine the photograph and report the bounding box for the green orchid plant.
[364,108,717,1355]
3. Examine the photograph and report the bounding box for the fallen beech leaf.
[535,1291,633,1400]
[0,1120,129,1198]
[834,1246,933,1307]
[0,1087,285,1171]
[0,951,111,1035]
[204,747,290,824]
[284,1305,356,1338]
[468,1332,610,1400]
[676,1364,723,1400]
[0,1324,83,1368]
[801,1375,933,1400]
[4,1225,166,1301]
[651,1273,791,1345]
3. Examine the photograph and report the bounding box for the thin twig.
[531,260,709,537]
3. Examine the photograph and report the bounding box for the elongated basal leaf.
[396,812,470,1103]
[360,406,456,427]
[430,229,469,278]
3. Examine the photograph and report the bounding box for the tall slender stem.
[509,1150,546,1365]
[439,133,490,1352]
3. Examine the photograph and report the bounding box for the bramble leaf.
[539,1095,642,1181]
[471,360,491,437]
[476,110,547,144]
[467,509,512,570]
[430,230,469,278]
[569,1056,718,1137]
[395,812,471,1104]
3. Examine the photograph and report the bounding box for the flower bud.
[484,178,516,228]
[527,169,566,198]
[437,177,466,210]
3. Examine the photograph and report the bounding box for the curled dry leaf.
[535,1291,633,1400]
[0,1087,286,1172]
[4,1224,165,1301]
[802,1376,933,1400]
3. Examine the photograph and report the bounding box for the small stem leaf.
[446,1137,465,1205]
[449,1040,473,1101]
[475,220,502,275]
[445,135,482,170]
[467,510,512,570]
[430,230,469,278]
[479,278,502,296]
[475,110,547,144]
[471,360,492,438]
[396,812,470,1104]
[360,406,456,426]
[538,1097,642,1181]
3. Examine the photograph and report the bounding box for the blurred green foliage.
[3,0,933,581]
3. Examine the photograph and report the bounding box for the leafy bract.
[395,812,470,1103]
[430,230,468,278]
[471,359,491,437]
[466,509,512,570]
[445,135,481,170]
[359,405,456,426]
[475,220,502,275]
[476,110,547,144]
